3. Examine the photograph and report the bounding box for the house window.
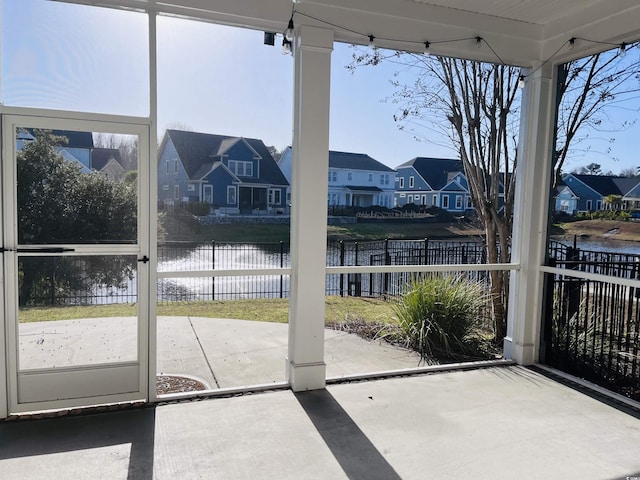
[596,200,602,210]
[385,175,389,185]
[332,171,337,182]
[586,200,592,210]
[348,172,353,181]
[165,161,170,174]
[467,197,473,208]
[174,159,179,173]
[227,186,237,205]
[368,173,373,182]
[407,195,413,203]
[203,185,213,203]
[174,185,179,200]
[421,195,427,205]
[399,177,405,188]
[187,184,195,192]
[409,176,414,188]
[456,195,463,209]
[380,175,384,185]
[229,160,253,177]
[162,184,169,191]
[432,195,438,207]
[442,196,449,208]
[268,188,281,205]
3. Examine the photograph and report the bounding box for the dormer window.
[228,160,254,177]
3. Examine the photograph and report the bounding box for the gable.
[219,138,262,160]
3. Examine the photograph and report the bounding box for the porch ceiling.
[81,0,640,66]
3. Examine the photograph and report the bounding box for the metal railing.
[544,240,640,401]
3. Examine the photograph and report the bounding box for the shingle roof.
[347,186,383,192]
[26,129,94,149]
[571,174,637,197]
[396,157,463,190]
[91,148,123,171]
[612,177,640,196]
[163,130,288,186]
[328,150,395,172]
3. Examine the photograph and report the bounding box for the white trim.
[1,114,150,414]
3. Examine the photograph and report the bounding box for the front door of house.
[1,115,151,414]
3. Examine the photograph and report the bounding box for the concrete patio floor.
[20,316,426,390]
[1,365,639,479]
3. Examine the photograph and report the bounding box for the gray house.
[394,157,473,212]
[556,174,640,214]
[278,146,395,208]
[158,129,289,215]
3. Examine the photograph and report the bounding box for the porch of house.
[1,364,639,480]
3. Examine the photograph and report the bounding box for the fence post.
[384,238,390,295]
[539,257,557,364]
[339,240,345,297]
[424,238,429,265]
[279,240,284,299]
[211,240,216,300]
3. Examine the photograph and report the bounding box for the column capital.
[295,25,334,51]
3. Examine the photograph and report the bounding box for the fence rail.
[159,239,488,301]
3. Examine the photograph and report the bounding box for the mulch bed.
[156,375,208,395]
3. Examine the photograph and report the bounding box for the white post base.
[286,358,326,392]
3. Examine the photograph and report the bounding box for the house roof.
[25,129,94,149]
[612,177,640,196]
[396,157,463,190]
[91,148,124,171]
[623,183,640,199]
[328,150,395,172]
[163,130,288,186]
[346,186,383,192]
[569,174,637,197]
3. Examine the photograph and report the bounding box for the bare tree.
[619,167,638,178]
[350,42,640,341]
[93,132,138,171]
[555,44,640,187]
[350,50,519,339]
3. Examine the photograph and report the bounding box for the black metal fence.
[19,239,493,305]
[544,240,640,400]
[158,239,488,301]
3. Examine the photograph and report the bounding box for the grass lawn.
[554,218,640,242]
[18,296,397,325]
[161,218,482,243]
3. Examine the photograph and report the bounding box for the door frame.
[1,110,153,415]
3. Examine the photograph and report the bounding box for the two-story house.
[394,157,473,212]
[158,129,289,215]
[17,129,127,179]
[278,147,396,208]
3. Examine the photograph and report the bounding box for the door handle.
[16,247,75,253]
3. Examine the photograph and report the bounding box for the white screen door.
[2,115,150,413]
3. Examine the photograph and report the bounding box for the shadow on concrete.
[0,407,155,480]
[295,389,401,480]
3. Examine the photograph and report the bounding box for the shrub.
[182,201,211,216]
[393,274,492,359]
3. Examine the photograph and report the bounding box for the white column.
[287,25,333,391]
[504,63,557,364]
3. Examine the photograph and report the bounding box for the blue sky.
[2,0,638,172]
